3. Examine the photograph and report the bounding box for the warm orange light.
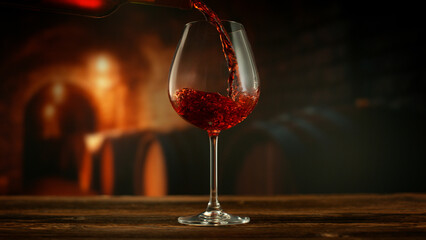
[89,54,117,90]
[95,55,110,73]
[42,103,60,138]
[84,133,104,153]
[52,82,65,103]
[43,104,55,119]
[96,77,113,89]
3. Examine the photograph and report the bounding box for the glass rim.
[184,20,244,31]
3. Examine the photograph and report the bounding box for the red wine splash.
[172,1,259,136]
[171,88,259,136]
[192,0,238,98]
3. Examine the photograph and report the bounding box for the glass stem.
[206,134,221,212]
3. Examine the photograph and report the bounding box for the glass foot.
[178,210,250,226]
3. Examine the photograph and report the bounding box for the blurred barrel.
[59,134,90,182]
[221,120,305,195]
[134,127,210,195]
[96,131,148,195]
[222,106,356,195]
[60,133,108,195]
[89,128,209,196]
[134,133,167,196]
[224,105,426,195]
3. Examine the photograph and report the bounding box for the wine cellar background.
[1,0,425,195]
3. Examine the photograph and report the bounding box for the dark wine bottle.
[0,0,192,18]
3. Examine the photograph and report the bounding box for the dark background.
[0,0,425,195]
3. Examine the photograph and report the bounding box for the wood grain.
[0,194,425,239]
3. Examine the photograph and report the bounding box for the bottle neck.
[0,0,193,18]
[129,0,192,9]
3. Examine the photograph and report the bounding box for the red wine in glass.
[172,88,259,136]
[169,1,259,226]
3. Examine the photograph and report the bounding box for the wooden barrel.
[224,105,426,194]
[67,105,426,196]
[57,133,114,195]
[95,131,148,195]
[90,128,208,196]
[79,128,209,196]
[221,122,303,195]
[135,134,167,196]
[221,106,356,195]
[73,133,107,195]
[59,134,89,182]
[134,127,210,196]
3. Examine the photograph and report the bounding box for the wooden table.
[1,194,425,239]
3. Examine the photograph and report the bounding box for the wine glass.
[168,20,259,226]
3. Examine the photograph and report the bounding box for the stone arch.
[22,82,98,192]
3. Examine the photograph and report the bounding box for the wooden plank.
[0,194,425,239]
